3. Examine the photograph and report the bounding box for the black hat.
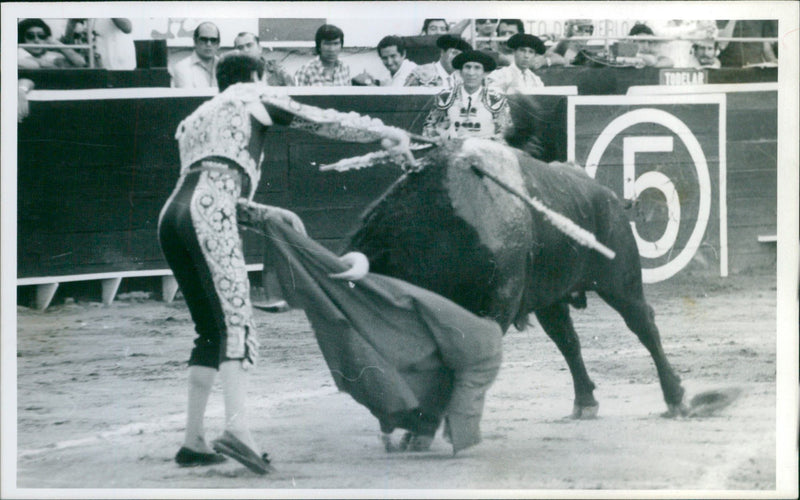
[507,34,546,55]
[452,50,497,72]
[436,34,472,52]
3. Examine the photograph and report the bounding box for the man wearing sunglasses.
[547,19,594,65]
[171,21,221,88]
[474,18,498,51]
[18,18,86,69]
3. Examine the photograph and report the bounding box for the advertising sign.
[659,69,708,86]
[567,94,726,282]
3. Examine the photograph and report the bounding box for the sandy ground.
[11,273,782,495]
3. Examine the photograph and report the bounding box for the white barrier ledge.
[18,264,265,310]
[627,82,778,96]
[28,86,578,102]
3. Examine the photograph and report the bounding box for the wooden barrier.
[16,82,776,307]
[16,87,575,308]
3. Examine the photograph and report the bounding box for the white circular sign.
[585,108,711,283]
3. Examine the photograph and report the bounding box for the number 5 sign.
[567,94,727,283]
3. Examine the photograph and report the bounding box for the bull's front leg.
[534,302,599,418]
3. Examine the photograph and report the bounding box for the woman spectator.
[18,18,86,69]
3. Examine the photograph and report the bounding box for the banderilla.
[470,164,616,260]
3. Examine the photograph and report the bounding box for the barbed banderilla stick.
[470,164,616,260]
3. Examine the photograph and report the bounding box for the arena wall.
[16,76,777,305]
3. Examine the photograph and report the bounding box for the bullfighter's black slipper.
[211,431,274,475]
[174,446,227,467]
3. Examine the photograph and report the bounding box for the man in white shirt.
[92,18,136,70]
[404,34,471,88]
[376,36,418,86]
[689,39,721,69]
[233,31,295,86]
[422,50,511,142]
[486,34,546,94]
[171,22,220,88]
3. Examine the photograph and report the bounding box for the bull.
[344,137,689,427]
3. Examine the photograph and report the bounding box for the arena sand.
[13,273,779,492]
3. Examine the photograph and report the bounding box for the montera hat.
[507,34,547,55]
[452,50,497,72]
[436,34,472,52]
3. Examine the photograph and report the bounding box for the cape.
[254,219,503,453]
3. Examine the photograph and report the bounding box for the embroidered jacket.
[176,83,265,198]
[176,83,395,198]
[421,84,512,142]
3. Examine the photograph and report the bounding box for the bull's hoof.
[381,433,399,453]
[662,402,690,418]
[399,432,434,452]
[571,403,599,419]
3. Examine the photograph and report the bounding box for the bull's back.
[515,153,645,307]
[347,140,532,328]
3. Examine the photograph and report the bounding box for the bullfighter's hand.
[380,127,417,168]
[329,252,370,281]
[271,207,307,236]
[18,79,34,123]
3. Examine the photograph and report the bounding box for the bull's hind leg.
[535,302,599,418]
[596,291,688,417]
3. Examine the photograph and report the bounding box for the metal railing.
[474,34,780,51]
[18,19,96,68]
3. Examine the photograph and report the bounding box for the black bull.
[345,138,688,418]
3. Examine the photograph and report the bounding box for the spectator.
[547,19,594,64]
[497,18,525,38]
[474,19,499,50]
[375,35,418,86]
[690,39,721,69]
[61,18,89,46]
[421,50,511,143]
[717,20,778,67]
[404,34,471,88]
[648,20,717,68]
[60,18,90,62]
[400,18,471,66]
[421,19,449,36]
[295,24,351,86]
[233,32,295,86]
[628,23,674,68]
[18,18,87,69]
[92,18,137,70]
[486,34,546,93]
[492,19,526,66]
[170,21,220,88]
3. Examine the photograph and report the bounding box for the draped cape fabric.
[251,219,503,453]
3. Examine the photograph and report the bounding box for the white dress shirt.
[384,58,418,87]
[92,18,136,70]
[485,64,544,94]
[171,51,218,88]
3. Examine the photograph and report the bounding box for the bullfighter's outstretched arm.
[260,93,413,164]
